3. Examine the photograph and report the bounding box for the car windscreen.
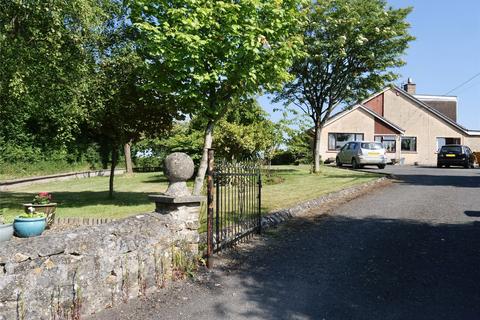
[361,143,383,150]
[440,146,462,154]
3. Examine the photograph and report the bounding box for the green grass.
[0,173,169,223]
[0,166,380,224]
[261,165,379,212]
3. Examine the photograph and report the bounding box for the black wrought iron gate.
[206,149,262,266]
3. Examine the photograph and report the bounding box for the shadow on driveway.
[216,215,480,320]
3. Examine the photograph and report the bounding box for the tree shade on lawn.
[0,167,380,224]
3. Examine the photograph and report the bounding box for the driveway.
[90,166,480,320]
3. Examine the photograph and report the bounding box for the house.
[320,79,480,166]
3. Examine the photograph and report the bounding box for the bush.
[134,156,164,169]
[271,150,296,165]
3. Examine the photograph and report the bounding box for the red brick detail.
[364,93,384,116]
[374,118,399,135]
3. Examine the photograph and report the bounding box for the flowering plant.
[32,192,52,205]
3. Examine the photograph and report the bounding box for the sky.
[259,0,480,130]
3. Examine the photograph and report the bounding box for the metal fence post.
[206,149,215,268]
[257,171,262,234]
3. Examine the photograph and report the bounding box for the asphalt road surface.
[90,166,480,320]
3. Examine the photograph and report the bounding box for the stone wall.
[0,210,200,319]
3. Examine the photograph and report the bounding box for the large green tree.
[275,0,414,172]
[0,0,110,162]
[131,0,306,195]
[87,5,179,198]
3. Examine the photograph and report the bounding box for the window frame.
[374,135,397,153]
[401,136,417,152]
[436,137,461,152]
[328,133,364,151]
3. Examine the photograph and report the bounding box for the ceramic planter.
[0,224,14,242]
[14,216,46,238]
[23,203,57,228]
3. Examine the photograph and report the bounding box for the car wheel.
[336,157,342,167]
[378,164,386,169]
[437,164,442,168]
[464,162,470,169]
[445,165,450,168]
[352,158,358,169]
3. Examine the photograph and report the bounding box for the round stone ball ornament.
[163,152,195,196]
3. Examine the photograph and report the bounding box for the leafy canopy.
[131,0,306,119]
[275,0,414,125]
[0,0,110,160]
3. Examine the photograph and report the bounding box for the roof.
[324,104,405,133]
[413,94,457,102]
[362,86,480,137]
[414,94,458,122]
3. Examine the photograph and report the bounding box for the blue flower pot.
[14,216,46,238]
[0,224,14,242]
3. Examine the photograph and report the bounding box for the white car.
[336,141,387,169]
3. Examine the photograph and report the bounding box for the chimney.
[403,77,416,95]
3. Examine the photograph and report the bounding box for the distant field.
[0,165,380,223]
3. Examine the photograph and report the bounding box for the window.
[361,142,383,150]
[374,136,396,153]
[436,137,461,151]
[440,145,461,154]
[401,137,417,152]
[328,133,364,150]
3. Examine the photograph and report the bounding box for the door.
[341,142,354,163]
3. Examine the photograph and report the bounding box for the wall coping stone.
[149,195,205,204]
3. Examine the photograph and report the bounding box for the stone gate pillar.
[149,153,205,254]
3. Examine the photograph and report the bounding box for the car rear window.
[441,146,462,153]
[361,143,383,150]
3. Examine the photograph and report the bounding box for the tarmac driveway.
[90,166,480,320]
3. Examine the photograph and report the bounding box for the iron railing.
[207,149,262,266]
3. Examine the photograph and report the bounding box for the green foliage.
[284,127,313,164]
[271,150,296,165]
[210,100,282,161]
[32,192,52,205]
[0,0,111,160]
[134,101,282,164]
[277,0,414,114]
[131,0,307,120]
[131,0,307,194]
[133,122,204,166]
[18,213,46,219]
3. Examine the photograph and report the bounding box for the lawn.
[0,165,380,223]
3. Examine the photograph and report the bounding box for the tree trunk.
[109,147,118,199]
[124,141,133,174]
[193,121,215,196]
[313,123,322,173]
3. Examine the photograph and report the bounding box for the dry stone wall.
[0,210,200,320]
